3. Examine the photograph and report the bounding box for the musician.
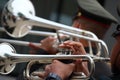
[28,0,118,79]
[109,25,120,80]
[95,25,120,80]
[19,0,119,79]
[72,0,118,79]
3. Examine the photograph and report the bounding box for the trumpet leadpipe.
[0,27,56,36]
[0,38,40,46]
[4,53,92,63]
[29,30,55,36]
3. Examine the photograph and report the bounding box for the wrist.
[45,73,62,80]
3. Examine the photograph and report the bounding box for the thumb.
[31,71,45,79]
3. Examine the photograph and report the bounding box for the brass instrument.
[0,43,95,80]
[1,0,109,57]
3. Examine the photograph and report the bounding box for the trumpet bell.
[1,0,35,38]
[0,43,16,75]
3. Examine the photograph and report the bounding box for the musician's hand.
[59,40,86,55]
[32,60,75,80]
[59,41,89,76]
[29,36,58,54]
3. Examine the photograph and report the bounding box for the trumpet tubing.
[0,38,40,46]
[25,56,110,80]
[0,27,56,37]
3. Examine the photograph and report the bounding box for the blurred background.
[0,0,119,78]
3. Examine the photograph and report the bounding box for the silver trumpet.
[0,43,95,80]
[1,0,108,57]
[0,0,110,79]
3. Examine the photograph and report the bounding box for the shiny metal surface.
[1,0,109,58]
[0,0,111,79]
[0,43,16,75]
[1,0,35,38]
[0,43,95,80]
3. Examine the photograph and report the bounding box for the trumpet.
[0,43,95,80]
